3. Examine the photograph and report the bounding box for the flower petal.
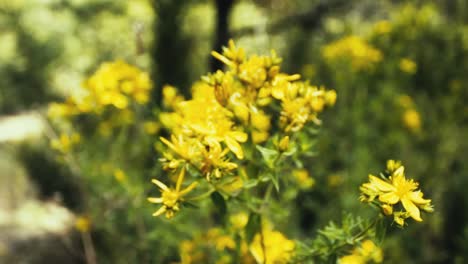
[225,136,244,159]
[379,192,400,204]
[409,191,431,205]
[152,179,169,191]
[369,175,395,192]
[147,197,163,203]
[230,131,248,142]
[152,206,167,216]
[175,168,186,192]
[402,197,422,221]
[179,181,199,196]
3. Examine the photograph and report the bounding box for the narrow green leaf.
[256,145,279,168]
[245,212,261,244]
[211,191,227,223]
[244,179,259,189]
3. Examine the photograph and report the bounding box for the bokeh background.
[0,0,467,263]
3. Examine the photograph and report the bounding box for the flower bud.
[278,136,290,152]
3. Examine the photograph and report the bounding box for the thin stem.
[81,231,97,264]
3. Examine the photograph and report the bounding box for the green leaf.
[211,191,227,223]
[282,145,297,156]
[243,179,259,189]
[245,212,261,244]
[270,172,280,191]
[182,201,199,209]
[256,145,279,168]
[375,218,387,244]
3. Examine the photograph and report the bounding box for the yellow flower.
[328,174,343,188]
[399,58,417,74]
[402,109,421,132]
[160,135,203,162]
[113,169,126,182]
[250,229,295,264]
[162,85,183,108]
[360,162,433,224]
[322,35,382,70]
[293,169,315,189]
[199,140,238,180]
[75,215,91,233]
[339,240,383,264]
[143,121,160,135]
[50,133,80,153]
[47,102,77,118]
[230,212,249,230]
[373,20,392,35]
[148,168,198,219]
[211,39,245,68]
[397,95,414,108]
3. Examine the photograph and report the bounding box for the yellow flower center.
[392,175,416,199]
[162,190,180,208]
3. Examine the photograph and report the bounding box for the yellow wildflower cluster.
[179,214,294,264]
[360,160,433,226]
[48,60,152,118]
[151,40,336,219]
[322,35,383,71]
[157,40,335,188]
[180,227,255,264]
[339,240,383,264]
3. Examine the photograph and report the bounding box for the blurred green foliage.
[2,0,468,263]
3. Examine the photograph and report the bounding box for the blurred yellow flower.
[328,174,343,188]
[250,229,295,264]
[162,85,184,108]
[399,58,417,74]
[148,168,198,219]
[48,60,152,119]
[75,215,91,233]
[322,35,382,70]
[373,20,392,35]
[113,169,126,182]
[339,240,383,264]
[50,133,80,153]
[402,109,421,132]
[397,94,414,109]
[143,121,160,135]
[47,102,77,118]
[293,169,315,189]
[230,212,249,230]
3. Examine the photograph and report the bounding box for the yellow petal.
[152,206,167,216]
[160,136,175,150]
[175,168,186,192]
[409,191,431,205]
[369,175,395,192]
[379,192,400,204]
[152,179,169,191]
[393,166,405,177]
[147,197,163,203]
[401,197,422,221]
[225,136,244,159]
[229,131,248,142]
[179,181,199,196]
[394,215,405,226]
